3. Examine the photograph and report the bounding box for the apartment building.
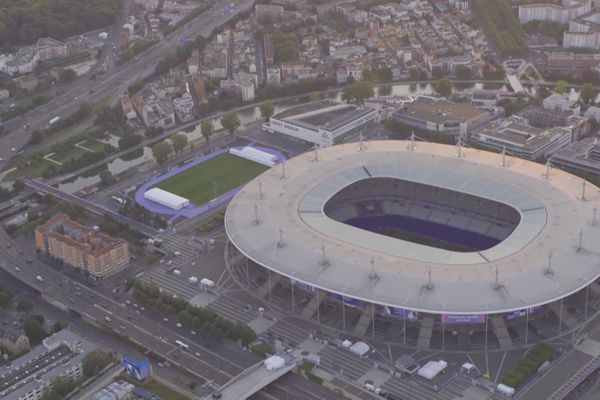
[34,213,129,279]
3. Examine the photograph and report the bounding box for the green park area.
[154,153,268,205]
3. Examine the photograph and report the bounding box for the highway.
[0,0,254,161]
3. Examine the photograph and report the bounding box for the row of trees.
[127,278,257,345]
[0,0,121,48]
[472,0,527,55]
[0,284,13,309]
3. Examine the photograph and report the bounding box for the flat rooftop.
[225,141,600,314]
[273,100,376,132]
[394,98,489,124]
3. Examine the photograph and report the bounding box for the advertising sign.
[289,278,315,292]
[441,314,486,324]
[380,306,420,320]
[329,293,365,308]
[506,306,543,320]
[122,356,151,381]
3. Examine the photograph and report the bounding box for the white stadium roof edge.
[144,187,190,210]
[225,141,600,315]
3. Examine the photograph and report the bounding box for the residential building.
[13,75,39,91]
[551,136,600,175]
[173,94,194,121]
[545,51,600,71]
[263,34,274,66]
[563,9,600,49]
[255,4,285,19]
[266,68,281,85]
[470,116,573,161]
[518,1,591,24]
[120,95,137,120]
[0,329,29,356]
[584,105,600,122]
[0,46,38,76]
[0,331,95,400]
[34,213,130,279]
[543,93,581,116]
[36,38,70,61]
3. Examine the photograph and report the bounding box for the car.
[11,148,15,152]
[133,303,138,308]
[26,258,32,263]
[104,316,111,322]
[176,322,183,328]
[14,267,19,272]
[135,310,140,314]
[163,317,168,322]
[36,275,43,282]
[190,330,197,335]
[120,325,126,330]
[195,352,201,357]
[125,300,131,305]
[140,307,145,311]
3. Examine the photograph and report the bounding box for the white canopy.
[349,341,369,356]
[418,360,447,380]
[229,146,278,167]
[144,188,189,210]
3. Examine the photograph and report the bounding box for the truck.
[49,116,60,125]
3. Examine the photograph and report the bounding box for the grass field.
[154,153,268,205]
[143,380,190,400]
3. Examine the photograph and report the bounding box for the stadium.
[225,141,600,351]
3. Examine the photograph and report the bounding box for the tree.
[0,290,12,309]
[145,126,163,138]
[435,77,452,97]
[30,129,45,145]
[82,349,113,377]
[201,120,214,142]
[23,316,46,345]
[580,83,595,105]
[99,170,113,187]
[221,111,240,134]
[341,81,374,104]
[455,66,473,80]
[171,133,188,153]
[538,86,550,99]
[309,91,321,102]
[259,100,275,121]
[118,134,142,151]
[59,69,76,83]
[152,141,172,164]
[16,298,33,313]
[53,321,67,333]
[554,80,568,94]
[409,68,419,80]
[12,179,25,192]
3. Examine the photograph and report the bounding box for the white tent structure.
[418,360,447,380]
[229,146,278,167]
[144,188,190,210]
[349,341,370,357]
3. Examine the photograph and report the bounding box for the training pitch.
[153,153,268,205]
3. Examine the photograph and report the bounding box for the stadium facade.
[225,141,600,350]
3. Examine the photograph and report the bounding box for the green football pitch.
[153,153,269,205]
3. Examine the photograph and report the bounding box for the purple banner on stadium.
[506,306,542,320]
[441,314,486,324]
[289,278,315,292]
[381,306,419,320]
[329,293,365,308]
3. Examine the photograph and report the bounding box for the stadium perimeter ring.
[225,141,600,315]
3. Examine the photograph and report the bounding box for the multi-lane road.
[0,0,254,162]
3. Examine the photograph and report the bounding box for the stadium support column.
[316,290,320,323]
[342,298,346,331]
[403,315,406,345]
[268,269,272,305]
[525,309,529,345]
[372,302,375,339]
[442,320,445,352]
[585,286,590,320]
[559,298,563,334]
[291,282,295,314]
